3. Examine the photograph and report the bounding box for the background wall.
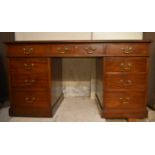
[15,32,143,40]
[15,32,91,40]
[93,32,143,40]
[15,32,143,98]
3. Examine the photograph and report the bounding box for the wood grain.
[6,41,150,119]
[106,43,149,56]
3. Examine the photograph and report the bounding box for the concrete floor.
[0,97,155,122]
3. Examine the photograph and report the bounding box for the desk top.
[5,40,151,44]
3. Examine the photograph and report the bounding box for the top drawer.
[7,45,49,57]
[106,43,149,56]
[8,58,49,74]
[50,44,105,57]
[51,44,75,56]
[74,44,105,56]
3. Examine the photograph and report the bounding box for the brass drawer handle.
[84,47,97,54]
[25,97,36,103]
[24,63,34,70]
[84,47,89,51]
[87,51,93,54]
[120,63,132,71]
[91,47,97,51]
[24,79,36,85]
[58,51,66,54]
[56,47,69,54]
[120,79,132,87]
[23,48,33,55]
[119,97,130,104]
[121,47,133,54]
[64,47,69,51]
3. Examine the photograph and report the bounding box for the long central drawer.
[50,44,105,57]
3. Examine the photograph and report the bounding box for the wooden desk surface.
[5,40,151,44]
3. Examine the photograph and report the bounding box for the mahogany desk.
[5,40,150,120]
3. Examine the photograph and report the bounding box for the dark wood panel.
[5,40,151,44]
[143,32,155,109]
[104,57,148,73]
[11,91,51,109]
[96,58,104,110]
[106,43,149,56]
[51,44,75,56]
[51,58,63,107]
[104,91,146,109]
[10,73,49,91]
[8,58,53,117]
[102,108,147,119]
[50,44,105,57]
[0,32,14,103]
[9,107,52,117]
[74,44,105,56]
[105,73,147,91]
[7,44,49,57]
[9,58,49,73]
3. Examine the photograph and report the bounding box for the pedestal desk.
[5,40,150,120]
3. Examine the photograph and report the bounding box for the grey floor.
[0,97,155,122]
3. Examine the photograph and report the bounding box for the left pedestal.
[8,57,53,117]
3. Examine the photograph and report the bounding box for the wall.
[15,32,91,40]
[15,32,143,40]
[15,32,143,98]
[93,32,143,40]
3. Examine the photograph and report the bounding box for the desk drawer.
[105,74,147,90]
[74,44,105,56]
[50,44,105,56]
[104,91,146,109]
[8,58,49,74]
[11,91,50,108]
[106,43,149,56]
[10,73,49,90]
[7,45,49,57]
[51,44,75,56]
[104,57,148,73]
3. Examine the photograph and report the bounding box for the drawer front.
[9,58,49,74]
[51,44,75,56]
[105,74,147,90]
[74,44,105,56]
[104,92,146,109]
[104,57,147,73]
[11,91,50,108]
[106,43,149,56]
[10,73,49,90]
[7,45,49,57]
[50,44,105,56]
